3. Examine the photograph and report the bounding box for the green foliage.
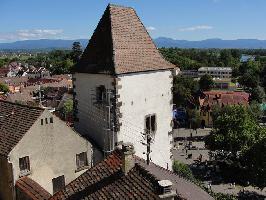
[173,76,199,107]
[211,192,237,200]
[199,74,214,91]
[172,160,195,181]
[248,101,263,120]
[187,109,201,130]
[205,105,262,154]
[0,83,9,94]
[241,136,266,189]
[63,99,73,116]
[71,42,83,63]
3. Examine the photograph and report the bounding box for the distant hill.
[154,37,266,49]
[0,38,266,50]
[0,39,88,50]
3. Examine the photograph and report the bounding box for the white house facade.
[0,101,92,200]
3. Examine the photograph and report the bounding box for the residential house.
[0,100,93,200]
[26,67,51,79]
[73,4,178,168]
[46,143,213,200]
[199,91,249,127]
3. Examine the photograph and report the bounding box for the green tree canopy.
[0,83,9,94]
[173,76,199,107]
[199,74,214,91]
[71,42,83,63]
[205,105,263,155]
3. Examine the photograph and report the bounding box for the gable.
[0,100,43,156]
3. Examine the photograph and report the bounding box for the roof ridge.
[0,100,44,111]
[108,3,134,9]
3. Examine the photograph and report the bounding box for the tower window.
[96,85,106,102]
[145,114,157,133]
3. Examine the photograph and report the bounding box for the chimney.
[158,180,176,200]
[122,143,135,175]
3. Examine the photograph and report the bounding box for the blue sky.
[0,0,265,43]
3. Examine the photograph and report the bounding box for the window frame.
[76,152,89,171]
[19,156,31,177]
[96,85,106,103]
[145,114,157,134]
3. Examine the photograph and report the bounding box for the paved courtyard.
[171,128,266,198]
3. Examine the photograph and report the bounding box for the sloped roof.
[0,100,43,156]
[50,149,213,200]
[50,150,160,200]
[200,91,249,109]
[16,177,52,200]
[75,4,175,75]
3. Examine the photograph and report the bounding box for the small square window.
[76,152,88,169]
[52,175,65,194]
[50,117,53,123]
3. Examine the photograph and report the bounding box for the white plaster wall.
[117,70,173,169]
[73,73,114,149]
[9,110,92,195]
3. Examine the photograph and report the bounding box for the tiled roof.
[50,149,213,200]
[16,177,51,200]
[0,100,43,156]
[50,150,160,200]
[75,4,175,75]
[135,158,214,200]
[200,91,249,109]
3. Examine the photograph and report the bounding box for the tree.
[199,74,214,91]
[248,101,263,120]
[173,76,199,107]
[241,136,266,189]
[205,106,262,156]
[187,109,201,131]
[0,83,9,94]
[173,160,195,181]
[62,99,73,118]
[71,42,83,63]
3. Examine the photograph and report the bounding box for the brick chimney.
[158,180,176,200]
[122,142,135,175]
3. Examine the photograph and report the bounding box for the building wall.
[73,73,114,149]
[0,156,14,200]
[117,70,173,169]
[9,110,92,195]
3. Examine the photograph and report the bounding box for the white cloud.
[0,29,63,41]
[178,25,213,32]
[146,26,156,31]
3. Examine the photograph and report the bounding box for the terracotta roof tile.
[50,149,213,200]
[200,91,249,109]
[16,177,51,200]
[0,100,43,156]
[75,4,175,75]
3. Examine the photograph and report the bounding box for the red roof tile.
[200,91,249,109]
[16,177,51,200]
[50,149,213,200]
[76,4,175,75]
